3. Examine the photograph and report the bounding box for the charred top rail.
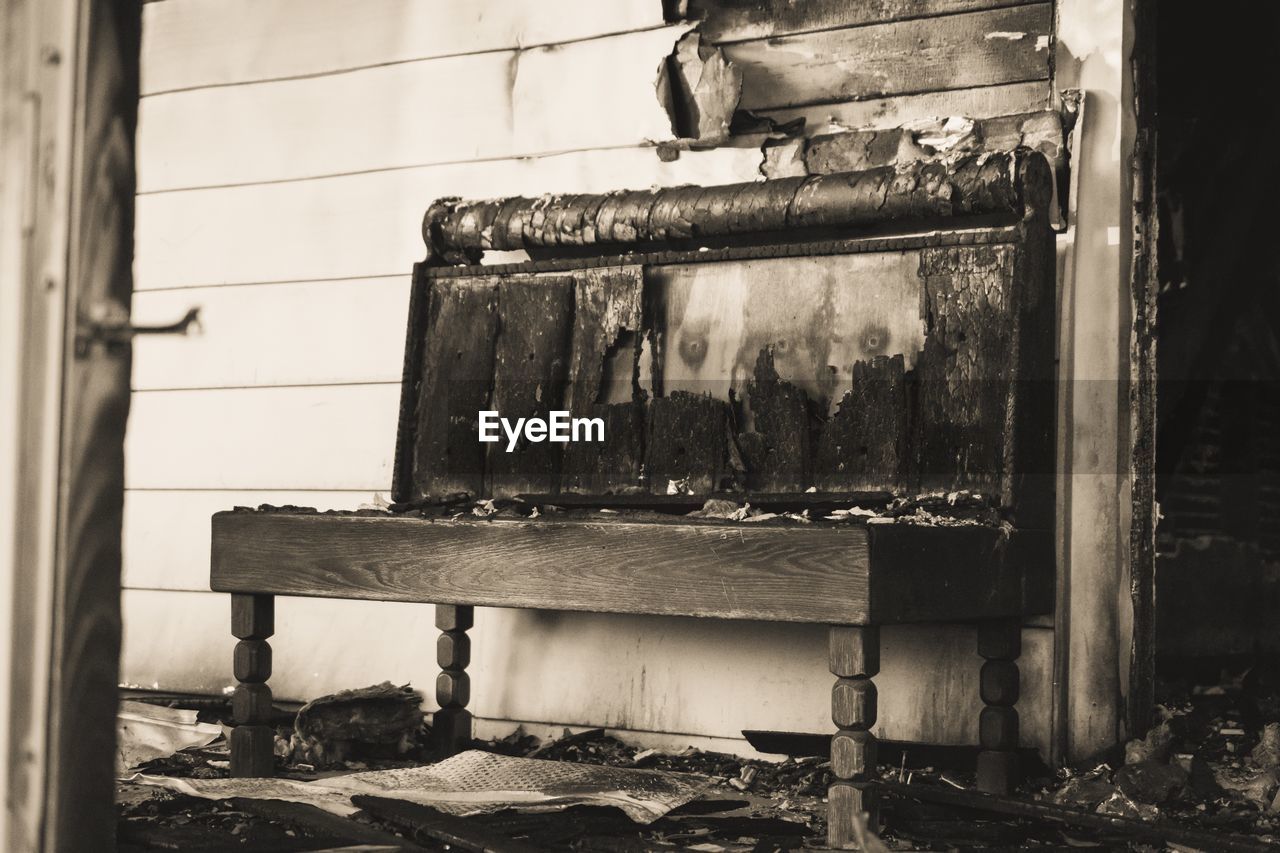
[422,151,1038,265]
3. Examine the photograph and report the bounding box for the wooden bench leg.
[827,625,879,850]
[431,604,473,758]
[230,593,275,777]
[976,617,1021,794]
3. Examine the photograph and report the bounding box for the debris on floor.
[118,663,1280,850]
[117,700,222,774]
[133,749,714,823]
[287,682,425,766]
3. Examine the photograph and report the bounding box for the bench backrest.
[394,151,1055,527]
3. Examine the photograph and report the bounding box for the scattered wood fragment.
[513,491,893,514]
[879,780,1277,853]
[352,796,543,853]
[741,730,1048,776]
[231,798,427,851]
[527,727,607,759]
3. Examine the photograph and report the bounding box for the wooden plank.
[131,277,409,390]
[738,347,812,491]
[141,0,667,94]
[728,5,1052,111]
[646,251,926,494]
[914,243,1017,497]
[509,27,680,158]
[691,0,1026,42]
[561,267,646,494]
[137,26,684,192]
[125,385,399,490]
[485,276,575,497]
[760,80,1051,135]
[139,51,506,191]
[119,588,1053,752]
[645,393,730,494]
[211,511,1039,623]
[648,253,925,408]
[866,523,1044,622]
[413,277,499,499]
[122,490,372,591]
[211,511,873,623]
[133,146,764,290]
[814,355,909,491]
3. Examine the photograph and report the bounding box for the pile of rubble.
[117,666,1280,851]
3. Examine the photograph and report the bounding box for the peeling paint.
[656,30,742,146]
[758,136,807,178]
[1035,34,1051,51]
[985,31,1027,41]
[905,115,978,155]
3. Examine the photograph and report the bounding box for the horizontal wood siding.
[134,148,765,289]
[126,385,399,489]
[137,26,686,191]
[132,277,410,389]
[690,0,1027,42]
[731,4,1052,111]
[140,0,668,94]
[125,0,1055,753]
[123,490,372,590]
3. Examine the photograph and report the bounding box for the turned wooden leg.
[431,604,473,757]
[828,625,880,850]
[230,593,275,777]
[976,617,1021,794]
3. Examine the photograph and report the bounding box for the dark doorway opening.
[1154,3,1280,687]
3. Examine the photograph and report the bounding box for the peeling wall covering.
[657,31,742,145]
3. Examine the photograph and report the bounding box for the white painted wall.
[124,0,1058,756]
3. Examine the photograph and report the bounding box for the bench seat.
[212,510,1049,625]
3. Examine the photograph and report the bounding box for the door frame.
[0,0,141,848]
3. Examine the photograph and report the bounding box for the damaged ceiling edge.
[648,20,1069,223]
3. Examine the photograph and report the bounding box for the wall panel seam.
[142,23,676,98]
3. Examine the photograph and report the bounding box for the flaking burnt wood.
[739,347,812,492]
[486,275,575,496]
[407,156,1056,516]
[561,267,645,494]
[914,244,1017,495]
[726,4,1052,112]
[689,0,1028,42]
[814,355,908,491]
[865,522,1029,622]
[211,512,1048,624]
[645,392,730,494]
[413,276,498,499]
[392,266,431,503]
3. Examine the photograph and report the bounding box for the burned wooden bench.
[212,150,1056,849]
